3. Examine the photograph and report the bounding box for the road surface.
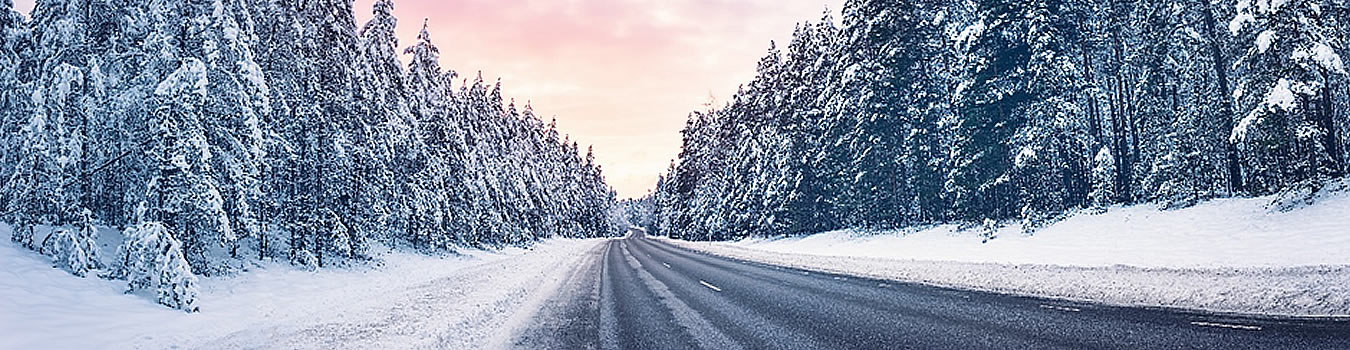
[507,230,1350,349]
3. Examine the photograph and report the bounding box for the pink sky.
[11,0,842,198]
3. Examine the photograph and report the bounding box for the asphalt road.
[509,230,1350,349]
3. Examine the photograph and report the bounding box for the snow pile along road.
[0,231,607,350]
[662,192,1350,317]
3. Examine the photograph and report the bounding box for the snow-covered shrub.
[10,223,35,250]
[116,222,200,312]
[980,219,999,243]
[330,214,352,259]
[1088,147,1116,214]
[1271,177,1350,212]
[41,212,103,277]
[293,249,318,272]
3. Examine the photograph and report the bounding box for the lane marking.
[699,280,723,292]
[1039,304,1082,312]
[1191,321,1262,331]
[618,245,743,350]
[662,262,671,269]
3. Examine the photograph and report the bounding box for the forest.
[0,0,621,310]
[643,0,1349,240]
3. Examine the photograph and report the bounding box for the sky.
[11,0,843,198]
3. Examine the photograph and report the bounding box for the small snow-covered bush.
[40,210,104,277]
[116,222,200,312]
[980,218,999,243]
[292,249,318,272]
[41,227,103,277]
[10,223,35,250]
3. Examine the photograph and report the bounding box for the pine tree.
[650,0,1349,241]
[949,0,1042,221]
[4,0,627,284]
[0,0,33,218]
[1089,146,1116,211]
[142,58,234,275]
[116,221,200,312]
[1230,0,1348,193]
[41,209,103,277]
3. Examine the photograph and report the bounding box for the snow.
[662,189,1350,316]
[1293,42,1347,74]
[154,58,209,97]
[1229,13,1254,35]
[1014,146,1037,167]
[1261,0,1289,13]
[1255,30,1275,54]
[953,19,985,48]
[1233,78,1302,142]
[0,222,608,349]
[1265,78,1297,111]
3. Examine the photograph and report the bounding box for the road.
[507,230,1350,349]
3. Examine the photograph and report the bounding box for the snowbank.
[662,192,1350,316]
[0,224,606,349]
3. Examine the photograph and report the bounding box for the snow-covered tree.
[652,0,1349,240]
[41,209,103,277]
[1230,0,1348,192]
[142,58,234,275]
[116,221,199,312]
[3,0,624,286]
[1090,147,1117,211]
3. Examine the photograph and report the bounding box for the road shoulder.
[660,237,1350,318]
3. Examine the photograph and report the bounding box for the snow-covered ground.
[0,224,607,349]
[663,190,1350,317]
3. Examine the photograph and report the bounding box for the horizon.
[10,0,844,198]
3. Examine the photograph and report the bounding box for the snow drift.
[663,191,1350,317]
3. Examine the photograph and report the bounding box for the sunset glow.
[9,0,841,197]
[348,0,842,198]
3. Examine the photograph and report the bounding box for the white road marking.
[1039,304,1082,312]
[699,280,723,292]
[662,262,671,269]
[619,247,743,350]
[1191,321,1262,331]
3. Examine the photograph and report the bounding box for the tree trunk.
[1201,0,1245,194]
[1319,70,1345,176]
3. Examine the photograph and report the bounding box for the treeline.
[649,0,1349,240]
[0,0,620,308]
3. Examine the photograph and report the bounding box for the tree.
[142,58,235,275]
[5,0,624,286]
[115,221,200,312]
[1089,147,1116,211]
[1230,0,1348,193]
[949,0,1043,221]
[41,209,103,277]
